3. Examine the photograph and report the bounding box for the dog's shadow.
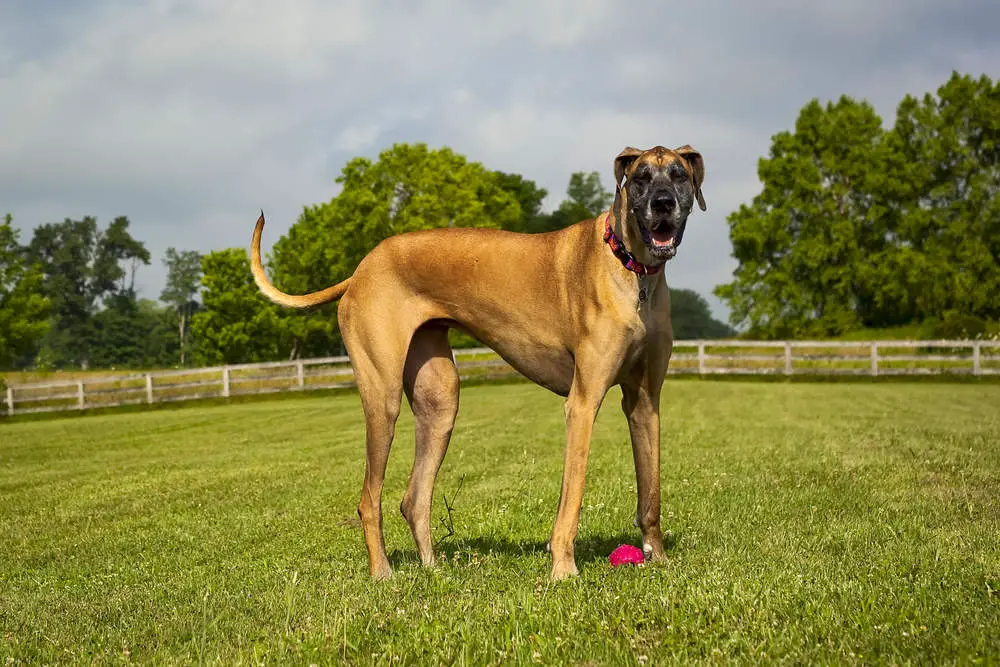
[387,530,679,569]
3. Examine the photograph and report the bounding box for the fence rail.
[4,340,999,417]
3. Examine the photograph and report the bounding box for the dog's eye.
[669,167,688,182]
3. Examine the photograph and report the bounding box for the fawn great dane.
[250,144,706,580]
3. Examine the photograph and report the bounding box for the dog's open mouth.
[642,222,679,259]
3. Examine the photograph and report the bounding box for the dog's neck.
[603,209,666,310]
[603,214,662,277]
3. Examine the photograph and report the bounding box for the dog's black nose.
[651,193,676,213]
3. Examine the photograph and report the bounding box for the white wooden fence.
[4,340,999,417]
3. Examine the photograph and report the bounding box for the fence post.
[77,381,85,410]
[222,367,231,398]
[973,341,981,376]
[697,343,706,375]
[296,360,305,389]
[145,374,154,404]
[5,386,13,417]
[784,342,792,376]
[870,342,879,377]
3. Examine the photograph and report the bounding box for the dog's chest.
[617,306,660,362]
[619,283,670,362]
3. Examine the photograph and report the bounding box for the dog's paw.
[550,561,580,581]
[642,542,668,563]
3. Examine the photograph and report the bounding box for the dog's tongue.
[651,228,675,248]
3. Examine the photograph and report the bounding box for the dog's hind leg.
[400,324,459,567]
[344,308,411,581]
[354,372,403,580]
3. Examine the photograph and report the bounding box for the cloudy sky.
[2,1,997,320]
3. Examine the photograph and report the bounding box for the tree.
[89,293,147,368]
[872,72,1000,326]
[0,214,50,368]
[136,299,182,367]
[89,297,180,369]
[715,72,1000,338]
[190,248,288,365]
[669,288,735,339]
[160,248,202,365]
[25,217,100,366]
[492,171,548,233]
[25,215,150,366]
[713,96,893,338]
[563,171,613,218]
[267,143,523,358]
[91,216,152,298]
[530,171,613,233]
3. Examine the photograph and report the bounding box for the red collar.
[603,215,662,276]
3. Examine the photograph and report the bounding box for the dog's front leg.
[621,375,667,562]
[549,354,618,580]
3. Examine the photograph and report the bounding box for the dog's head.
[612,145,706,263]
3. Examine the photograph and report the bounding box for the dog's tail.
[249,211,351,309]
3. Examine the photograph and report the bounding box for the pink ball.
[609,544,645,567]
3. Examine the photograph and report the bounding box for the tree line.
[714,71,999,340]
[1,149,732,371]
[6,69,991,371]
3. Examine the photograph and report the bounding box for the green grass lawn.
[1,381,998,664]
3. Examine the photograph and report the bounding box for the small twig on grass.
[435,474,466,545]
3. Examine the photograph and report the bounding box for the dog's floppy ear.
[614,146,644,190]
[675,145,706,211]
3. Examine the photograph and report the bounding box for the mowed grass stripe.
[1,381,998,664]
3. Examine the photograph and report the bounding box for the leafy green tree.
[563,171,613,218]
[160,248,202,365]
[713,96,891,338]
[25,217,100,366]
[89,292,147,368]
[265,201,346,360]
[92,216,152,297]
[137,299,182,366]
[493,171,548,233]
[530,171,613,233]
[89,297,180,369]
[88,217,152,367]
[716,72,999,339]
[872,72,1000,326]
[190,248,288,365]
[268,143,522,358]
[0,214,51,368]
[669,288,735,339]
[25,216,150,366]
